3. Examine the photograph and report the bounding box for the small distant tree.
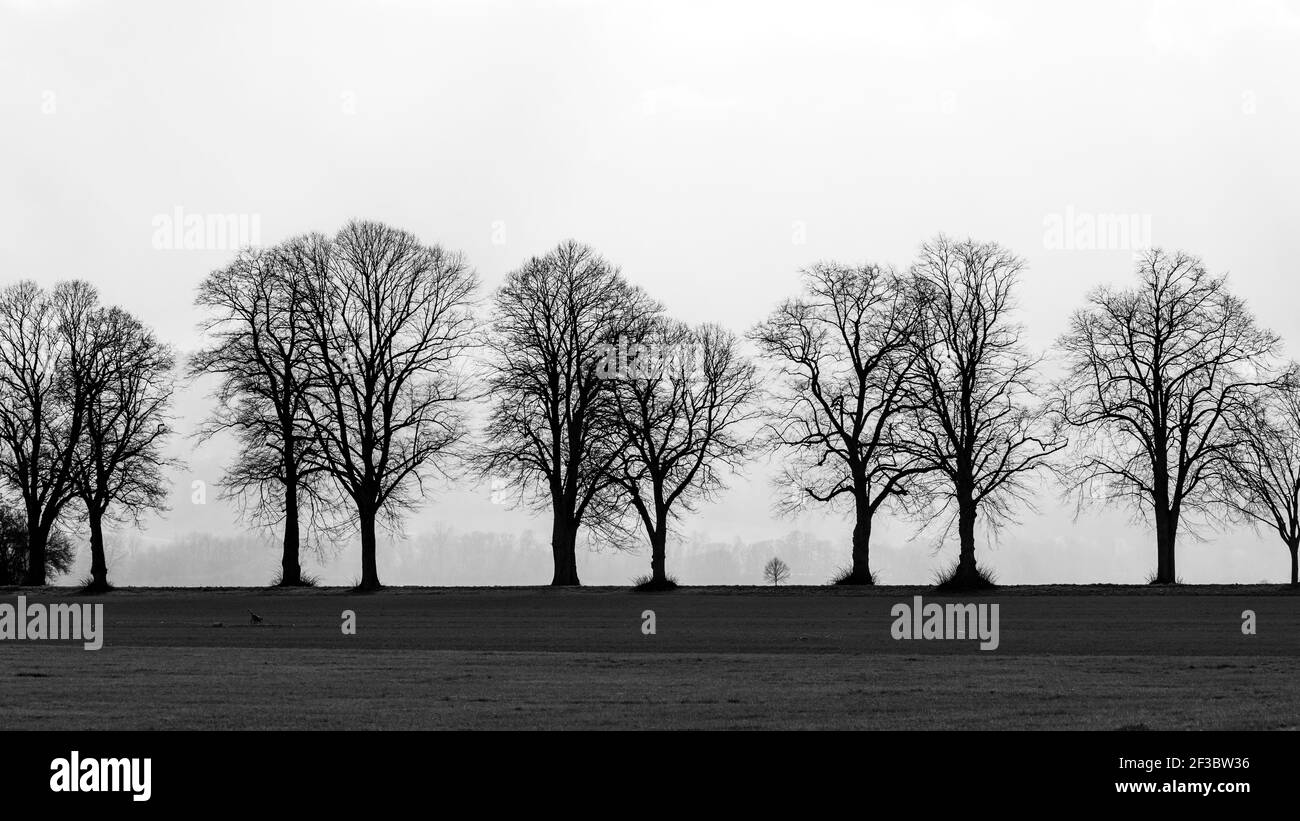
[764,556,790,586]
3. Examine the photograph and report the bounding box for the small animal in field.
[248,609,264,626]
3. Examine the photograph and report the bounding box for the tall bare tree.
[904,235,1063,589]
[750,262,928,584]
[0,280,100,584]
[1221,371,1300,585]
[192,239,332,586]
[299,220,478,590]
[72,306,175,591]
[607,320,760,588]
[479,240,659,585]
[1055,249,1280,584]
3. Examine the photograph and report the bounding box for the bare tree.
[479,240,659,586]
[1055,249,1280,584]
[299,220,479,590]
[72,306,176,591]
[763,556,790,586]
[1222,371,1300,585]
[607,320,761,589]
[749,262,929,585]
[0,281,99,585]
[903,235,1064,589]
[191,239,333,586]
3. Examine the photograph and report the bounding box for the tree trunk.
[843,494,874,585]
[357,504,380,590]
[1289,538,1298,587]
[650,529,667,585]
[1152,506,1178,584]
[22,518,47,586]
[280,480,302,586]
[550,518,580,586]
[88,507,109,591]
[550,515,580,586]
[951,494,980,585]
[943,466,983,589]
[1151,464,1178,584]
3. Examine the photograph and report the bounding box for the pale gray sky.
[2,0,1299,584]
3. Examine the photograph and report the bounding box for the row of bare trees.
[753,236,1066,589]
[757,239,1029,588]
[2,221,1295,589]
[198,225,1298,590]
[0,282,175,589]
[192,222,478,590]
[478,240,761,587]
[757,240,1293,588]
[192,228,761,590]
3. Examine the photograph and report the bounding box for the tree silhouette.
[750,262,929,585]
[608,320,760,589]
[299,221,478,590]
[0,281,100,585]
[1056,249,1279,584]
[1222,370,1300,585]
[763,556,790,586]
[479,240,658,586]
[902,235,1063,589]
[192,239,334,586]
[71,305,175,591]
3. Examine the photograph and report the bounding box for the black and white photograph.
[1,0,1296,806]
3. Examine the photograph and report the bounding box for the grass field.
[1,585,1297,730]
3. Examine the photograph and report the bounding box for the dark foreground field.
[1,585,1297,730]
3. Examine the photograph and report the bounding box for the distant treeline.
[2,222,1297,590]
[66,528,858,588]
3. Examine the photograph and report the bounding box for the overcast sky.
[3,0,1299,584]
